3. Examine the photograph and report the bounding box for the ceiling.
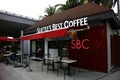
[0,19,30,38]
[0,11,37,38]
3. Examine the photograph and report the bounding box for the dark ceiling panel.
[0,19,30,37]
[0,11,37,38]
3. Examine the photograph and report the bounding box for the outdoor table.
[45,57,59,71]
[61,59,77,76]
[3,52,13,64]
[30,56,43,61]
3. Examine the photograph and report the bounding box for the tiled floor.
[0,60,120,80]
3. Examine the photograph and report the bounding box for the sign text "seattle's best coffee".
[37,17,88,33]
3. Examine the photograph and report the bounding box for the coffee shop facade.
[21,3,120,73]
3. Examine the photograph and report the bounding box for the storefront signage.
[71,39,90,49]
[37,17,88,33]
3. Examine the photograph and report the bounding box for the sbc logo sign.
[71,39,90,49]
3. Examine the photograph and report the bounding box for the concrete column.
[44,38,48,58]
[20,30,23,64]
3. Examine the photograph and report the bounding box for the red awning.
[0,36,18,42]
[21,29,67,41]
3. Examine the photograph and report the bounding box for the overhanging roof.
[24,3,120,35]
[0,10,37,38]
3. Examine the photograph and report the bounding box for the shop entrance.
[30,39,44,58]
[48,40,69,58]
[58,40,69,58]
[111,36,120,66]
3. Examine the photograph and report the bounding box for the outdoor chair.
[56,57,77,80]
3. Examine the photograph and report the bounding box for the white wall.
[23,40,30,54]
[106,22,114,71]
[31,41,36,53]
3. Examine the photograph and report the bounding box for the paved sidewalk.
[0,61,120,80]
[0,63,27,80]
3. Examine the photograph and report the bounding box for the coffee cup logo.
[69,29,78,39]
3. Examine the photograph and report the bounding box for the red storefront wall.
[69,23,108,73]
